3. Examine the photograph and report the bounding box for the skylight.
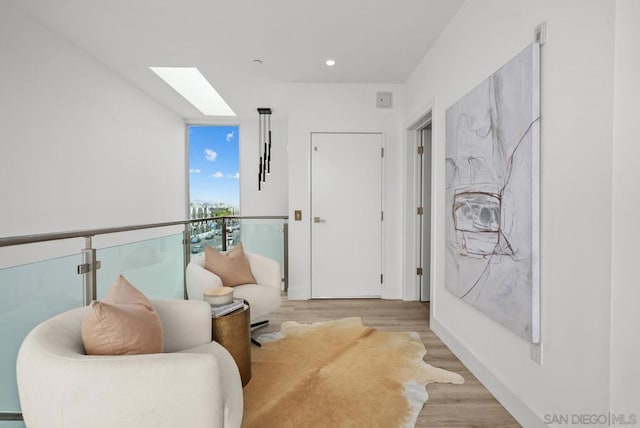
[150,67,236,116]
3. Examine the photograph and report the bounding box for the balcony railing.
[0,216,288,423]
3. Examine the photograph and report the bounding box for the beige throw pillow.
[81,275,164,355]
[204,243,257,287]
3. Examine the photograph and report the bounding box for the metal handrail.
[0,215,288,248]
[0,214,289,422]
[0,412,22,421]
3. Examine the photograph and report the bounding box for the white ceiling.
[13,0,464,120]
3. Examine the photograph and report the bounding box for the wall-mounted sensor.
[376,92,392,108]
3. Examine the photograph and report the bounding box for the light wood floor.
[257,297,520,428]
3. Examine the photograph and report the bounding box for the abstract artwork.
[445,43,540,342]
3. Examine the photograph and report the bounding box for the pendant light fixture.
[257,108,272,191]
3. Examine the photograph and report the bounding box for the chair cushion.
[204,243,257,287]
[81,275,164,355]
[233,283,282,322]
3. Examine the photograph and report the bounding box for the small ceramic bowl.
[203,287,234,306]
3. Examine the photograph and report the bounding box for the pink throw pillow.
[204,243,257,287]
[81,275,163,355]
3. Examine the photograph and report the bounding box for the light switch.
[294,210,302,221]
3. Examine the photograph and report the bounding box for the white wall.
[405,1,615,425]
[611,0,640,420]
[0,2,186,267]
[287,83,405,300]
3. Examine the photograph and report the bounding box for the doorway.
[405,110,433,302]
[310,132,383,298]
[417,125,432,301]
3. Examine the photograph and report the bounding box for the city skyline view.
[189,125,240,208]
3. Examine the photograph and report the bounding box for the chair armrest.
[246,252,281,289]
[186,259,223,300]
[18,350,241,428]
[152,299,211,353]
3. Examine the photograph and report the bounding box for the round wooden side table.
[211,302,252,387]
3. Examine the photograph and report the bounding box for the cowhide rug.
[242,317,464,428]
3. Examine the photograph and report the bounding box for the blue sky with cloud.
[189,125,239,207]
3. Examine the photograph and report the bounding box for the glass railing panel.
[188,218,285,284]
[237,219,285,282]
[0,253,83,417]
[225,218,242,251]
[96,233,184,299]
[0,421,25,427]
[188,219,222,253]
[188,218,241,253]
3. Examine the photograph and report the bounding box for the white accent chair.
[16,299,243,428]
[186,252,281,339]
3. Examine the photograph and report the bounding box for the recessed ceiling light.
[253,59,263,65]
[325,59,336,67]
[149,67,236,116]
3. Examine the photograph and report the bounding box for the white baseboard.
[382,287,402,299]
[286,287,310,300]
[430,317,548,428]
[287,287,401,300]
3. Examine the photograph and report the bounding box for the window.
[188,125,239,251]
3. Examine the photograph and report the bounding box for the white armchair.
[16,299,243,428]
[186,252,281,327]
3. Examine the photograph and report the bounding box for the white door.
[311,132,382,298]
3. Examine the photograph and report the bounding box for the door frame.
[309,131,385,298]
[403,108,433,302]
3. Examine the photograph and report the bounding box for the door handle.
[313,217,326,223]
